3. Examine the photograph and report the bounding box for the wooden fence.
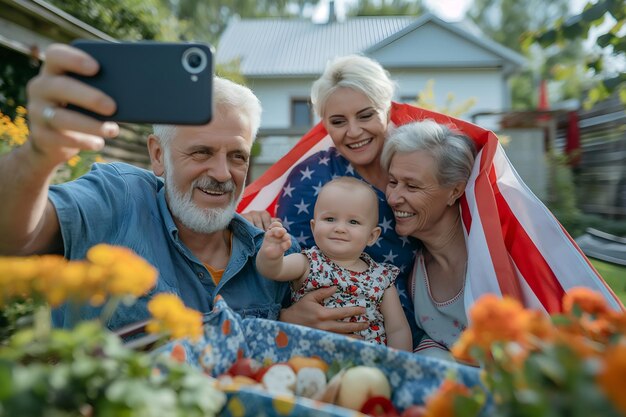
[555,95,626,219]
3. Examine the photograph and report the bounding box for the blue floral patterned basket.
[156,296,483,416]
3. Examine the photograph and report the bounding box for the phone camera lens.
[187,52,202,68]
[182,47,208,74]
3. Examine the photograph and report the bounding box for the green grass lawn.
[590,258,626,305]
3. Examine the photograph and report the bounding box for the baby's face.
[311,185,380,262]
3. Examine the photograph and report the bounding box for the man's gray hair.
[311,55,396,118]
[381,120,477,186]
[153,76,261,148]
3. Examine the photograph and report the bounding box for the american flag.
[239,102,623,314]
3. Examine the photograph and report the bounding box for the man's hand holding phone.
[27,43,119,167]
[26,41,214,168]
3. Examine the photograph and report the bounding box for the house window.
[291,98,312,128]
[400,95,418,104]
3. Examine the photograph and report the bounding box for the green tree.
[347,0,424,16]
[0,49,39,118]
[526,0,626,108]
[1,0,184,119]
[159,0,320,44]
[48,0,178,40]
[468,0,586,109]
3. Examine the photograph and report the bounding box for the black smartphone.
[69,40,213,125]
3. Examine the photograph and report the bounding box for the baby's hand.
[260,221,292,260]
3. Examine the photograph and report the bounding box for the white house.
[217,12,526,180]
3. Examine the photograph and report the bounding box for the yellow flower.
[0,108,29,147]
[87,244,157,298]
[67,155,81,167]
[147,293,203,341]
[597,344,626,415]
[0,244,157,308]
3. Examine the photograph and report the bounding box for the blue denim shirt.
[49,162,299,330]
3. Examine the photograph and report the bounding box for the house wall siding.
[370,23,503,67]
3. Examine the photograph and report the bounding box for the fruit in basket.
[216,374,259,391]
[295,367,327,398]
[260,364,297,394]
[336,366,391,411]
[227,357,262,378]
[288,355,329,373]
[360,396,399,417]
[400,405,426,417]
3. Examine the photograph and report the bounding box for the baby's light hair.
[316,177,379,225]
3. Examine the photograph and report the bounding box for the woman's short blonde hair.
[311,55,395,118]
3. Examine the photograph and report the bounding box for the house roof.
[216,13,525,77]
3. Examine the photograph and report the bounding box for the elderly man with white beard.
[0,44,304,331]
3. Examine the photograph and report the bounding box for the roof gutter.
[0,0,115,59]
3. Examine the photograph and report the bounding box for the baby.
[256,177,412,351]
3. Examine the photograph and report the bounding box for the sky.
[312,0,588,23]
[423,0,472,21]
[312,0,472,22]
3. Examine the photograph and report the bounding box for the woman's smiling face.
[322,87,388,169]
[385,150,457,238]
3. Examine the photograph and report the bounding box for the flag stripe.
[493,175,566,311]
[240,133,333,214]
[491,145,622,309]
[474,144,523,300]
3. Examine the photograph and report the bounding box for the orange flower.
[526,310,554,342]
[608,310,626,335]
[468,295,531,349]
[554,332,599,359]
[597,344,626,415]
[563,287,611,317]
[451,329,477,363]
[423,380,472,417]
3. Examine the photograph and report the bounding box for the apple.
[227,357,262,378]
[400,405,427,417]
[336,366,391,411]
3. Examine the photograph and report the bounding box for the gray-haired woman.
[382,119,477,356]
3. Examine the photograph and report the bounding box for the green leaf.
[619,87,626,104]
[326,359,354,380]
[596,32,615,48]
[607,0,626,20]
[550,314,573,327]
[454,394,483,417]
[581,1,609,22]
[613,37,626,53]
[603,75,625,91]
[534,354,566,384]
[537,30,558,47]
[0,360,14,399]
[520,33,535,52]
[563,21,586,39]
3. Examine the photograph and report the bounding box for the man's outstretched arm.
[0,44,119,255]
